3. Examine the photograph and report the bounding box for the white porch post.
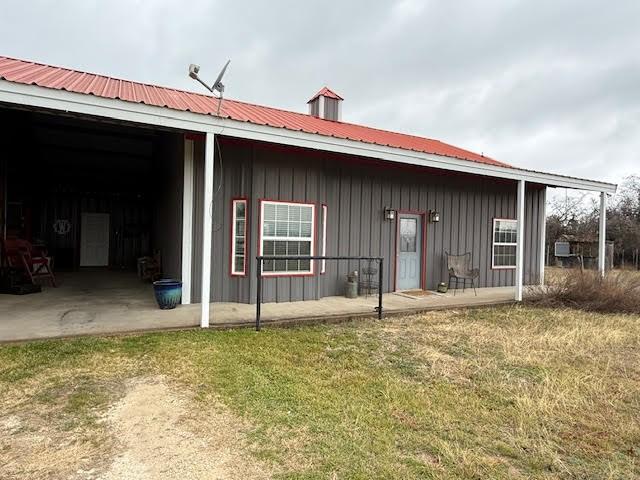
[515,179,526,301]
[598,191,607,277]
[539,187,547,286]
[181,137,194,304]
[201,132,215,328]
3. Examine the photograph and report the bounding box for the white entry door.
[80,213,110,266]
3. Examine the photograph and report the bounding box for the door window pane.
[400,218,417,252]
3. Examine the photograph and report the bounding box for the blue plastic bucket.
[152,279,182,309]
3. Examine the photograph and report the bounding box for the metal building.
[0,55,616,337]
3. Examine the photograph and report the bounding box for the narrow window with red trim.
[321,204,327,274]
[231,199,247,276]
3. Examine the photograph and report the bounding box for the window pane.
[234,256,244,272]
[235,238,245,255]
[289,205,301,221]
[264,221,275,236]
[276,221,288,236]
[493,244,516,267]
[301,206,312,222]
[263,240,274,256]
[276,204,288,221]
[264,203,276,221]
[299,259,311,271]
[287,259,299,271]
[400,218,417,252]
[300,222,312,238]
[275,259,286,271]
[299,241,311,255]
[235,202,245,219]
[287,241,300,255]
[288,222,300,237]
[274,241,287,255]
[400,218,416,235]
[236,220,245,237]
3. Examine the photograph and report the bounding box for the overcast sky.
[1,0,638,186]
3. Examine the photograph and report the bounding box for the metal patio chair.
[358,260,379,297]
[445,251,479,296]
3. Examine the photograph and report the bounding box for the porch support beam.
[181,137,194,304]
[201,133,215,328]
[515,179,526,301]
[598,191,607,277]
[539,187,547,286]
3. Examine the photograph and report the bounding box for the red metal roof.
[0,55,510,168]
[307,86,344,102]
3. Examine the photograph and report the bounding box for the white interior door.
[80,213,110,266]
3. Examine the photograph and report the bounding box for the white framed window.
[492,218,517,269]
[260,200,315,275]
[321,204,327,274]
[231,199,248,276]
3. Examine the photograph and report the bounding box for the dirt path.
[96,377,272,480]
[1,376,272,480]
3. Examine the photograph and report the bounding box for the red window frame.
[230,198,248,276]
[321,204,327,274]
[258,199,316,277]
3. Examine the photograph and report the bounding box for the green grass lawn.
[1,305,639,479]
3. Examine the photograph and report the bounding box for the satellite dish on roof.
[212,60,230,95]
[188,59,231,116]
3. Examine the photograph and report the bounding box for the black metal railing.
[255,256,384,331]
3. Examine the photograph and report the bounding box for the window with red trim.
[260,200,315,275]
[231,199,247,275]
[321,205,327,273]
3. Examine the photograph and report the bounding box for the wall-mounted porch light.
[430,210,441,223]
[384,207,395,221]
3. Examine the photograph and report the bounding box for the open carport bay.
[0,106,188,334]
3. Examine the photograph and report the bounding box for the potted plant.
[152,279,182,309]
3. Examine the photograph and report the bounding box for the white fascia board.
[0,80,617,194]
[0,80,219,133]
[219,121,618,194]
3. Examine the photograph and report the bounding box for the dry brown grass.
[531,268,640,314]
[372,307,640,477]
[1,306,639,479]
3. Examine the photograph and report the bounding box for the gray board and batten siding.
[188,136,545,304]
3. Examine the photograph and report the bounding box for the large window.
[231,199,247,276]
[260,200,315,275]
[492,218,517,269]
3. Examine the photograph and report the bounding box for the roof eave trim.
[0,80,617,194]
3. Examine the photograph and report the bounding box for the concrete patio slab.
[1,270,516,342]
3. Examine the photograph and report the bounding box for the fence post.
[378,258,383,319]
[256,257,262,331]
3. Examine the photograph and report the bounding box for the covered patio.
[1,270,515,342]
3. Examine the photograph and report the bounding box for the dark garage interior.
[0,106,184,290]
